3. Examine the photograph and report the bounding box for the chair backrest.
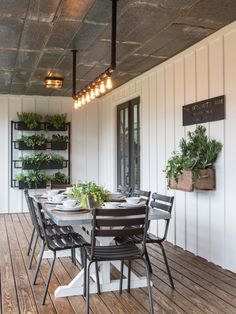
[24,190,44,240]
[90,206,149,258]
[117,185,132,197]
[150,193,174,240]
[132,189,151,206]
[31,197,54,247]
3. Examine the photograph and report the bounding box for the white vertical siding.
[72,21,236,272]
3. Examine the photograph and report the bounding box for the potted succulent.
[16,134,47,150]
[45,113,67,131]
[20,153,64,170]
[50,134,68,150]
[68,181,111,208]
[166,125,222,191]
[16,170,48,189]
[16,112,42,130]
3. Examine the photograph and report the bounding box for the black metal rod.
[111,0,117,70]
[72,50,78,99]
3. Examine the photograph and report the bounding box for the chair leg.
[95,262,100,295]
[33,241,45,285]
[119,260,124,294]
[144,248,153,273]
[42,252,56,305]
[80,247,84,268]
[83,252,87,297]
[142,257,154,314]
[127,260,131,293]
[27,227,35,256]
[28,235,38,269]
[159,243,174,289]
[86,261,93,314]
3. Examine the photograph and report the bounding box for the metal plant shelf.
[11,121,71,189]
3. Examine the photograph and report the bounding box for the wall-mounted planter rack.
[11,121,71,189]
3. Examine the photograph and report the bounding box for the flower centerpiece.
[165,125,222,191]
[68,181,111,208]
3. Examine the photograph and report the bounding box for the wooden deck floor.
[1,213,236,314]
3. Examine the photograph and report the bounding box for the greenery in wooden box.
[165,125,222,191]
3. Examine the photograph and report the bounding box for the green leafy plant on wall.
[17,112,42,129]
[51,171,69,184]
[16,170,49,188]
[20,153,64,168]
[68,181,111,208]
[50,134,69,142]
[17,134,47,148]
[165,125,223,187]
[45,114,67,129]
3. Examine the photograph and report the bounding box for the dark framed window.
[117,97,140,190]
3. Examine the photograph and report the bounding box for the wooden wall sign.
[183,95,225,126]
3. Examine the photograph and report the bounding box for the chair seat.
[47,233,87,251]
[116,233,162,244]
[85,242,142,261]
[46,224,74,237]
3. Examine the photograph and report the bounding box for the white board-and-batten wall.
[0,21,236,273]
[71,21,236,273]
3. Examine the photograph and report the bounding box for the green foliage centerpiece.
[68,181,111,208]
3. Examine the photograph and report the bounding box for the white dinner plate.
[119,202,146,208]
[55,204,83,211]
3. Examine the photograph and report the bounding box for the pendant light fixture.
[72,0,118,109]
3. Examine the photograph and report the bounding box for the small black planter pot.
[45,123,67,131]
[18,180,47,190]
[14,121,42,131]
[51,141,67,150]
[50,181,71,189]
[22,160,64,170]
[17,142,47,150]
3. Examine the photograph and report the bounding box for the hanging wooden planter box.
[169,171,193,192]
[169,168,216,192]
[194,168,215,190]
[51,141,67,150]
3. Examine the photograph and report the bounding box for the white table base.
[41,226,152,298]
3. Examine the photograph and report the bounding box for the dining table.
[34,194,171,298]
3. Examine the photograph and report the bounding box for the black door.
[117,97,140,190]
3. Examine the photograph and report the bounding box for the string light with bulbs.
[73,69,113,109]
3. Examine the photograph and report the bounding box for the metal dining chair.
[117,185,132,197]
[24,190,76,269]
[132,189,151,205]
[30,196,87,304]
[84,205,154,314]
[116,192,175,288]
